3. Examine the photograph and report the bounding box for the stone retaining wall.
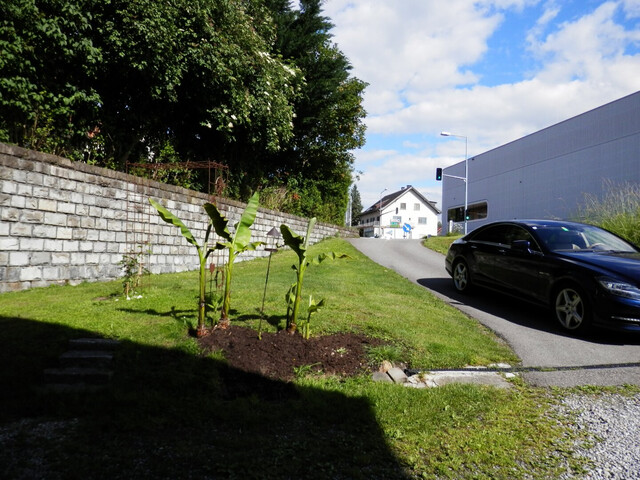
[0,143,356,293]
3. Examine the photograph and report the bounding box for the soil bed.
[198,325,383,382]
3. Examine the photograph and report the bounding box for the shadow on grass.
[235,310,287,330]
[116,305,289,334]
[116,305,194,319]
[0,315,411,479]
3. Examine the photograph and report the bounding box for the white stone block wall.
[0,143,356,293]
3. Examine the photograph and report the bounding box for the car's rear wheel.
[553,285,591,333]
[452,260,472,293]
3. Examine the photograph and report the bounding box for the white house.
[358,185,440,238]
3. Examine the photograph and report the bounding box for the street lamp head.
[267,226,280,238]
[265,226,281,252]
[441,131,466,140]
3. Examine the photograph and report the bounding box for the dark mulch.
[197,325,384,383]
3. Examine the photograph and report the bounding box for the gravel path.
[557,392,640,479]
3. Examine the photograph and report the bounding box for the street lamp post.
[440,132,468,234]
[378,188,387,237]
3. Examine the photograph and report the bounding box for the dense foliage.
[350,184,363,226]
[0,0,366,223]
[255,0,367,223]
[575,180,640,246]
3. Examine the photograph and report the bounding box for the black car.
[445,219,640,334]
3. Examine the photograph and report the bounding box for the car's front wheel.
[452,260,472,293]
[553,285,591,333]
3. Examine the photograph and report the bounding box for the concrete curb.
[373,363,517,389]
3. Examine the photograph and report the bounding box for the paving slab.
[387,367,408,383]
[59,350,114,368]
[69,338,120,351]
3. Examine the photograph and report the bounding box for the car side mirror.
[511,240,531,252]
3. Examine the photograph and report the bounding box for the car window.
[534,227,586,251]
[534,225,637,252]
[581,227,637,252]
[470,224,540,251]
[471,225,511,245]
[503,225,541,251]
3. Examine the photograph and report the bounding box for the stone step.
[40,338,120,392]
[59,350,114,369]
[43,367,113,385]
[68,338,120,351]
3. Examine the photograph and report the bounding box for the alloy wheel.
[453,261,470,292]
[555,287,587,331]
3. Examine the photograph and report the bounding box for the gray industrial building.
[441,90,640,234]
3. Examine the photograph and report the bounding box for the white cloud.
[342,1,640,141]
[533,3,630,70]
[622,0,640,17]
[526,0,561,48]
[325,0,505,115]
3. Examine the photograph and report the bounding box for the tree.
[90,0,301,171]
[0,0,102,156]
[1,0,367,221]
[252,0,368,223]
[350,185,363,226]
[1,0,301,179]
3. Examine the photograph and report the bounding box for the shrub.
[575,180,640,245]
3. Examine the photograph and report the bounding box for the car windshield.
[532,224,638,253]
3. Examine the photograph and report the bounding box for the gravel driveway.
[556,392,640,480]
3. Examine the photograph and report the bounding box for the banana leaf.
[149,198,199,250]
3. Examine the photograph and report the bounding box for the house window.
[400,203,406,210]
[418,217,427,224]
[414,203,420,211]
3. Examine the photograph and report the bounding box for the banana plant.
[149,198,213,336]
[300,295,325,340]
[280,217,348,334]
[204,191,262,328]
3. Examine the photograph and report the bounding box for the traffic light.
[436,167,442,181]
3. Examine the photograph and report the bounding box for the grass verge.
[422,234,462,255]
[0,238,586,478]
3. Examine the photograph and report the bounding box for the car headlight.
[598,278,640,301]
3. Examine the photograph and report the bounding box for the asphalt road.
[348,238,640,387]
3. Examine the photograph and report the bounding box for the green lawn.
[422,234,462,255]
[0,238,586,478]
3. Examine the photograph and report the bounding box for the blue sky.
[320,0,640,210]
